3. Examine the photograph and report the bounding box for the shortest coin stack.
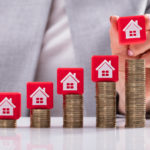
[0,93,21,128]
[30,109,50,128]
[96,82,116,128]
[63,94,83,128]
[125,59,145,128]
[0,120,16,128]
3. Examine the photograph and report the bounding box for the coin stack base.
[63,94,83,128]
[96,82,116,128]
[30,109,50,128]
[0,120,16,128]
[125,59,145,128]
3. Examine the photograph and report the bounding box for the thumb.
[110,16,127,52]
[110,15,119,33]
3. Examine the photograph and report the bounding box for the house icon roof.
[96,60,115,71]
[0,97,16,108]
[30,87,49,98]
[123,20,142,31]
[61,72,80,83]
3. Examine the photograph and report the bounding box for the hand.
[110,15,150,114]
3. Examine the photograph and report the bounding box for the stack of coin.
[0,120,16,128]
[30,109,50,128]
[125,59,145,128]
[63,94,83,128]
[96,82,116,128]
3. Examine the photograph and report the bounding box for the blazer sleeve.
[145,0,150,13]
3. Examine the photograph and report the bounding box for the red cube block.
[57,68,84,95]
[92,55,118,82]
[27,82,53,109]
[118,15,146,44]
[0,93,21,120]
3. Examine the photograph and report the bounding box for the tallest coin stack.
[125,59,146,128]
[92,55,119,128]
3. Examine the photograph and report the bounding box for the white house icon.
[61,72,80,91]
[30,87,49,105]
[96,60,115,78]
[123,20,142,39]
[0,97,16,116]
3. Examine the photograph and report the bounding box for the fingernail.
[110,16,112,22]
[146,14,150,20]
[128,50,134,56]
[148,15,150,21]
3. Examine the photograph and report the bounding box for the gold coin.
[125,59,146,128]
[63,94,83,128]
[96,82,116,128]
[30,109,50,128]
[0,120,16,128]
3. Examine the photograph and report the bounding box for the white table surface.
[0,117,150,150]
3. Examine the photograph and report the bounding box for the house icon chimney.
[9,98,12,103]
[73,73,76,77]
[135,20,138,24]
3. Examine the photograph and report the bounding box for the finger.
[146,68,150,98]
[145,68,150,111]
[145,14,150,31]
[110,15,119,32]
[140,49,150,68]
[129,31,150,56]
[110,16,127,53]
